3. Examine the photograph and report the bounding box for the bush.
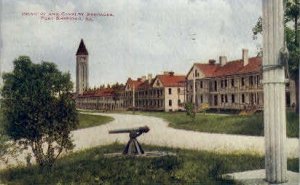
[184,103,195,119]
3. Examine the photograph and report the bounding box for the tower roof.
[76,39,89,55]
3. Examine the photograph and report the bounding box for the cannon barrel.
[109,126,150,134]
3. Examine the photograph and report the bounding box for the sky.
[0,0,262,88]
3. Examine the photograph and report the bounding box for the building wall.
[208,74,264,110]
[186,69,266,111]
[164,87,185,112]
[76,96,124,111]
[135,87,165,111]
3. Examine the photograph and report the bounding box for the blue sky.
[0,0,262,88]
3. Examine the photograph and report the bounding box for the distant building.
[123,77,144,109]
[124,72,186,112]
[74,41,295,112]
[75,88,124,111]
[186,49,296,111]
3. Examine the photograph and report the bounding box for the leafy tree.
[184,102,195,119]
[1,56,79,169]
[0,110,14,164]
[252,0,299,112]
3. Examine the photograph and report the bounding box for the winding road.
[1,112,299,169]
[73,112,299,158]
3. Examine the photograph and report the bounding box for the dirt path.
[1,112,298,169]
[73,112,299,158]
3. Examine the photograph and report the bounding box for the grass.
[138,111,299,138]
[77,113,114,129]
[0,144,298,185]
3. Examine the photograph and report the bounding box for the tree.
[184,102,196,119]
[0,110,14,164]
[112,82,125,102]
[1,56,79,169]
[252,0,299,112]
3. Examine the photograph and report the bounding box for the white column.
[132,87,135,108]
[262,0,287,183]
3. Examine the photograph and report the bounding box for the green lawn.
[78,113,114,129]
[139,111,299,138]
[0,144,298,185]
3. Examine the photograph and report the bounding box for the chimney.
[141,76,146,82]
[209,59,216,65]
[169,72,174,76]
[219,56,227,66]
[242,49,249,66]
[148,74,152,83]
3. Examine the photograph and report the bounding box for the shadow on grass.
[0,144,298,185]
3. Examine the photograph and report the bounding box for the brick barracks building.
[74,40,296,112]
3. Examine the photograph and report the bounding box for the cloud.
[0,0,262,87]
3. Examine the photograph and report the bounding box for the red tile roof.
[78,88,114,98]
[156,74,186,87]
[126,78,144,89]
[237,57,262,74]
[212,60,243,77]
[195,57,262,78]
[137,80,153,90]
[195,63,220,77]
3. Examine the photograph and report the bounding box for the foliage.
[0,110,17,164]
[184,102,195,119]
[78,113,114,129]
[199,103,210,114]
[111,83,125,102]
[0,144,298,185]
[1,56,79,169]
[141,111,299,138]
[252,0,300,112]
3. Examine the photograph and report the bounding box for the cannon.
[109,126,150,155]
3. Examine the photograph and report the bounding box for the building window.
[224,80,227,88]
[168,88,172,95]
[178,88,181,93]
[221,80,223,88]
[241,78,245,86]
[214,81,217,91]
[231,79,235,87]
[232,94,235,103]
[169,100,172,106]
[221,94,224,103]
[249,76,254,86]
[178,99,181,104]
[200,95,203,103]
[242,94,245,103]
[200,81,203,88]
[225,95,228,103]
